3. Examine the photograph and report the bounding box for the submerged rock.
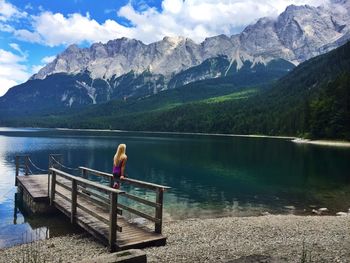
[336,212,348,216]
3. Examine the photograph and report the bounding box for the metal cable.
[28,158,48,173]
[51,156,80,171]
[27,167,33,175]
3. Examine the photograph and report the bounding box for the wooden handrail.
[50,168,124,195]
[79,166,171,191]
[15,155,30,184]
[50,168,123,252]
[78,166,170,234]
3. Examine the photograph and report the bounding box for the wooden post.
[71,179,77,224]
[24,156,29,175]
[15,156,19,186]
[155,188,164,234]
[109,192,117,252]
[109,176,114,188]
[50,171,56,206]
[82,169,87,179]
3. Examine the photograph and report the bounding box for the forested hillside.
[1,42,349,140]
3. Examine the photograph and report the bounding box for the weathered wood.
[25,156,29,176]
[123,192,160,208]
[79,166,170,191]
[71,179,77,224]
[16,175,48,200]
[55,190,71,202]
[56,180,72,191]
[77,185,110,204]
[15,156,19,185]
[82,168,87,179]
[122,178,170,191]
[79,167,111,179]
[109,192,117,252]
[50,168,124,195]
[20,165,168,251]
[118,203,160,224]
[155,188,164,234]
[50,171,56,206]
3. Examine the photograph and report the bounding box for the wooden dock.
[15,155,170,252]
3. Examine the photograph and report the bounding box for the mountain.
[3,41,350,140]
[102,40,349,140]
[0,0,350,114]
[33,1,350,81]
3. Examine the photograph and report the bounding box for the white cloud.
[9,42,27,59]
[0,22,13,32]
[41,55,55,64]
[0,0,26,21]
[12,0,329,46]
[0,49,30,96]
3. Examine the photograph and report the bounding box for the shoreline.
[292,138,350,147]
[6,125,350,147]
[1,214,349,262]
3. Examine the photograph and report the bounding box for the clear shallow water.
[0,128,349,248]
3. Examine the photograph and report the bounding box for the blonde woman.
[112,144,127,189]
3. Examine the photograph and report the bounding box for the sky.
[0,0,330,96]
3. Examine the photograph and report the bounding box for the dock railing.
[49,167,124,252]
[79,166,171,234]
[15,155,30,178]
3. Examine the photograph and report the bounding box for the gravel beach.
[0,215,349,263]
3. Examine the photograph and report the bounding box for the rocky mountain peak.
[32,1,350,82]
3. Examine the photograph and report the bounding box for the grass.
[203,88,258,104]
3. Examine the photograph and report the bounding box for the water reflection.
[0,128,349,248]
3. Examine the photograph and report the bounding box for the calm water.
[0,127,349,248]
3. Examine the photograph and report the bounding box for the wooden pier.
[15,155,170,252]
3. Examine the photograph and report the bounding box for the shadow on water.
[0,128,350,247]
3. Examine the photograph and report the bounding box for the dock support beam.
[71,179,77,224]
[50,171,56,206]
[109,192,118,252]
[155,188,164,234]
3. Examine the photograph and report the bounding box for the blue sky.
[0,0,328,96]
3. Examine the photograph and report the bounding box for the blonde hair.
[114,144,127,166]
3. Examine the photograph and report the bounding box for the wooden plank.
[122,177,171,191]
[79,166,112,179]
[155,188,164,234]
[54,193,166,250]
[55,190,71,203]
[16,175,48,199]
[79,166,170,191]
[109,192,117,252]
[18,168,168,250]
[123,192,159,208]
[50,168,124,195]
[56,180,72,192]
[77,185,110,204]
[117,203,160,224]
[50,171,56,205]
[71,179,77,224]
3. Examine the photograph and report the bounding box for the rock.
[336,212,348,216]
[318,208,329,212]
[312,209,321,215]
[284,206,296,210]
[261,212,271,216]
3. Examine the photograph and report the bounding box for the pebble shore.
[0,215,349,263]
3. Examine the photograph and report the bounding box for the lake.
[0,127,349,248]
